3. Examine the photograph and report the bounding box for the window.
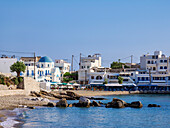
[160,66,163,69]
[138,77,140,81]
[142,77,145,81]
[27,70,29,76]
[32,70,34,76]
[87,66,90,69]
[131,73,133,76]
[107,75,110,78]
[160,60,163,63]
[153,67,156,71]
[91,76,94,79]
[148,61,150,64]
[48,64,50,67]
[82,66,83,69]
[41,64,43,68]
[146,77,149,81]
[164,66,167,69]
[164,60,167,63]
[96,76,102,80]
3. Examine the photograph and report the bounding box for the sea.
[18,94,170,128]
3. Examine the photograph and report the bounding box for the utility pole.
[85,70,87,85]
[71,55,74,72]
[79,53,81,69]
[131,55,133,64]
[131,55,133,68]
[34,52,35,79]
[149,68,151,85]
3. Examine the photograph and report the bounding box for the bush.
[14,79,19,85]
[1,78,5,85]
[6,82,10,87]
[18,77,23,83]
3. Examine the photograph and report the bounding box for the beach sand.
[70,90,134,96]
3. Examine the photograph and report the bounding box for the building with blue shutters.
[20,56,61,83]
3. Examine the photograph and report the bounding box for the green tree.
[10,61,26,77]
[118,76,124,84]
[110,61,130,69]
[63,72,78,83]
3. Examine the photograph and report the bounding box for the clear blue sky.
[1,0,170,69]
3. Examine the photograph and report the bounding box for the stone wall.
[23,77,40,95]
[0,77,40,96]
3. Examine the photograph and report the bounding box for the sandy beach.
[69,90,137,96]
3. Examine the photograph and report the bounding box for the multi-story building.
[20,56,61,83]
[78,54,102,84]
[140,51,170,74]
[136,51,170,86]
[55,59,71,80]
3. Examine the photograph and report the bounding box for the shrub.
[6,82,10,87]
[1,78,5,85]
[14,79,19,85]
[0,74,5,79]
[18,77,23,83]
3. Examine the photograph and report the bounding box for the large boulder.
[106,98,126,108]
[106,101,124,108]
[92,101,101,107]
[74,102,90,108]
[79,97,91,104]
[130,101,143,108]
[73,97,91,107]
[56,98,68,107]
[46,102,56,107]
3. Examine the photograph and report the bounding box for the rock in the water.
[130,101,143,108]
[56,98,68,107]
[79,97,91,104]
[92,101,101,107]
[98,101,103,104]
[28,106,35,109]
[68,104,73,107]
[105,98,126,108]
[47,102,55,107]
[148,104,161,107]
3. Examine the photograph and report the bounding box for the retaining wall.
[0,77,40,96]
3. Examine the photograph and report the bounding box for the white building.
[0,57,17,76]
[140,51,170,74]
[78,54,102,84]
[20,56,61,83]
[55,59,71,80]
[136,51,170,86]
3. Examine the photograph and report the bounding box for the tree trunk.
[17,72,20,77]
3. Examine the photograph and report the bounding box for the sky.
[1,0,170,69]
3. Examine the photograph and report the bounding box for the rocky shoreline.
[0,90,163,128]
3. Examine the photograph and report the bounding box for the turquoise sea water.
[21,94,170,128]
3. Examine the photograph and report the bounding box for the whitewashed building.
[20,56,61,83]
[55,59,71,80]
[78,54,102,84]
